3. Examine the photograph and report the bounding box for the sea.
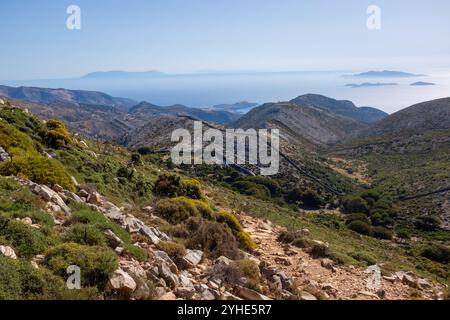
[3,69,450,114]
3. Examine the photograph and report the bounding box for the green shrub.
[0,108,45,142]
[131,153,141,165]
[286,188,324,208]
[420,244,450,264]
[0,256,94,300]
[277,230,299,243]
[347,220,373,236]
[153,173,203,199]
[234,259,261,290]
[185,218,242,259]
[345,212,370,225]
[0,155,75,191]
[154,196,215,224]
[137,147,152,155]
[43,119,72,149]
[64,224,106,246]
[245,176,282,197]
[45,243,118,288]
[155,197,200,224]
[123,243,148,262]
[277,230,310,248]
[156,241,186,261]
[341,196,369,214]
[0,216,56,258]
[232,181,271,200]
[371,211,395,227]
[0,121,38,157]
[415,216,441,231]
[301,189,324,208]
[0,256,22,299]
[372,226,393,240]
[396,230,411,239]
[216,211,256,251]
[69,207,130,243]
[309,242,330,258]
[5,209,55,227]
[349,251,377,265]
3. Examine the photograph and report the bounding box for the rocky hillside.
[0,97,448,301]
[356,98,450,138]
[290,94,388,124]
[0,85,136,111]
[233,101,365,145]
[0,86,240,141]
[129,102,240,125]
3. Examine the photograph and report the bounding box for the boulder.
[63,190,84,204]
[234,286,271,300]
[104,229,124,248]
[268,275,283,291]
[277,271,294,291]
[139,225,161,244]
[87,192,102,205]
[158,261,179,289]
[0,147,10,162]
[179,273,195,288]
[183,249,203,267]
[77,189,89,198]
[155,251,178,273]
[417,278,432,290]
[52,184,64,193]
[299,291,317,300]
[0,245,17,259]
[30,183,71,215]
[320,258,335,270]
[107,269,137,294]
[158,292,177,300]
[175,287,196,299]
[396,271,417,288]
[21,217,33,225]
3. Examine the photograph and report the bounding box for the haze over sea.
[4,68,450,114]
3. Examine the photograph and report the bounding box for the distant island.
[212,101,258,113]
[345,82,398,88]
[410,81,435,86]
[343,70,426,78]
[82,71,167,79]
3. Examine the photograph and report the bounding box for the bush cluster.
[153,173,203,199]
[45,243,118,289]
[341,189,395,240]
[43,119,72,149]
[154,197,214,224]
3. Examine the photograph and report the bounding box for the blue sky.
[1,0,449,80]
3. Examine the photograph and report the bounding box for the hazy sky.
[1,0,450,80]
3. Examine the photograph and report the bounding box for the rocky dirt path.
[239,214,440,300]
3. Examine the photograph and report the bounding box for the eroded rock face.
[28,182,71,215]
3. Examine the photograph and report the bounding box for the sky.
[0,0,450,80]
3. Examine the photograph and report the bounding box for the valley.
[0,88,448,301]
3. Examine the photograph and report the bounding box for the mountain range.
[0,85,136,111]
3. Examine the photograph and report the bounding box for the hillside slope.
[0,85,136,111]
[290,94,388,124]
[356,97,450,138]
[0,98,448,300]
[233,101,365,145]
